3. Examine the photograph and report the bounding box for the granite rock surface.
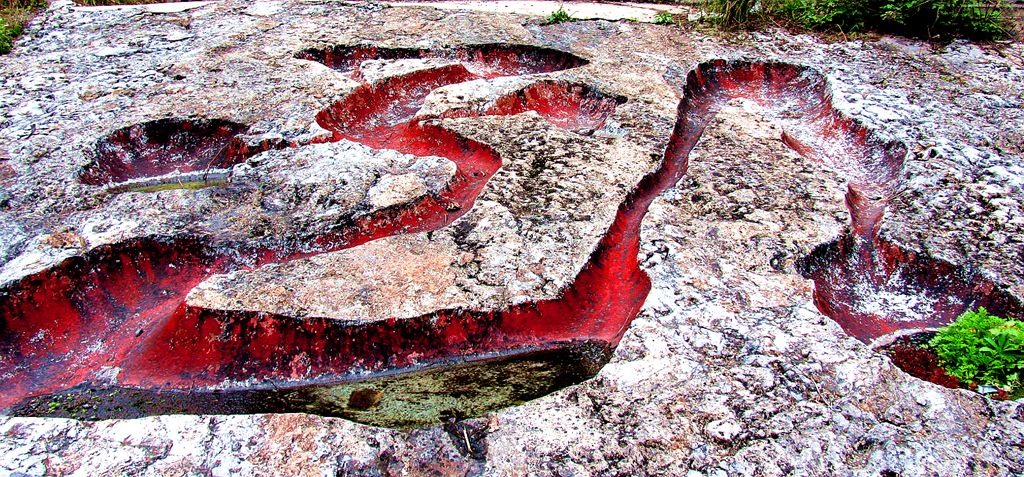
[1,1,1023,475]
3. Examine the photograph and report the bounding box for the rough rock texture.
[1,1,1024,476]
[192,113,653,315]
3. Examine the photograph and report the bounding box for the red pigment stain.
[79,118,250,186]
[0,238,230,405]
[3,55,1018,418]
[2,44,622,412]
[879,334,960,390]
[441,80,625,132]
[675,62,1020,347]
[798,234,1023,343]
[119,52,634,388]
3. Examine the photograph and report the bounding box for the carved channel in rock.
[656,61,1021,394]
[295,43,589,79]
[442,80,626,132]
[2,44,625,425]
[0,238,233,411]
[78,118,251,191]
[4,55,1020,426]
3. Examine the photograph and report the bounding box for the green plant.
[767,0,875,31]
[1,0,47,55]
[546,6,574,24]
[0,0,46,9]
[655,12,676,25]
[878,0,1008,38]
[700,0,1010,39]
[0,17,18,54]
[702,0,759,28]
[929,307,1024,397]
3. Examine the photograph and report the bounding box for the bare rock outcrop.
[1,1,1023,476]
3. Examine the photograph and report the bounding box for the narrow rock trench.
[0,45,1019,427]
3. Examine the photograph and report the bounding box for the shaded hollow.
[79,118,249,187]
[295,43,589,79]
[11,341,610,427]
[797,234,1024,345]
[876,332,960,390]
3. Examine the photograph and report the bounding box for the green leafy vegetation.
[1,0,44,54]
[546,6,575,24]
[702,0,759,29]
[0,17,19,54]
[700,0,1012,39]
[655,12,677,25]
[929,307,1024,398]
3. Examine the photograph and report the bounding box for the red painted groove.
[2,55,1019,420]
[439,80,626,132]
[2,45,629,417]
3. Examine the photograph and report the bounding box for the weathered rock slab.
[0,0,1023,475]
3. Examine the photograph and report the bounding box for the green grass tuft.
[546,6,575,25]
[654,11,677,25]
[1,0,44,55]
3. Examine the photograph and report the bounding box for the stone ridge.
[192,113,654,318]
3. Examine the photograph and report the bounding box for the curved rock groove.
[2,44,629,426]
[2,54,1020,426]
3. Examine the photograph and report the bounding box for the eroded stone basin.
[798,234,1024,345]
[78,118,250,188]
[443,79,626,132]
[3,53,1021,427]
